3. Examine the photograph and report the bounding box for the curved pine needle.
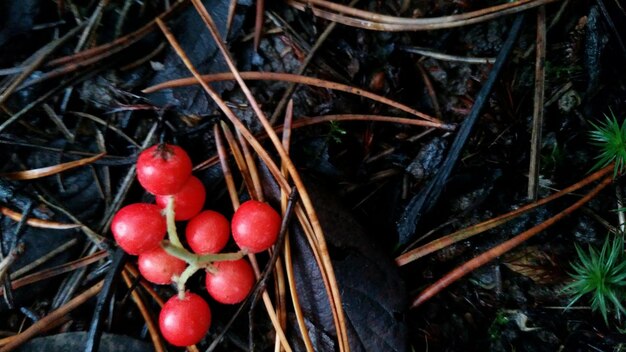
[194,113,454,171]
[0,153,105,180]
[411,175,612,308]
[142,72,448,126]
[396,164,614,266]
[281,102,315,352]
[286,0,560,31]
[0,206,80,229]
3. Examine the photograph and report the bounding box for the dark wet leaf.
[1,219,79,311]
[16,332,152,352]
[0,0,41,49]
[263,171,408,352]
[146,0,251,114]
[584,6,608,97]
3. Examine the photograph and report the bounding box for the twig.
[396,15,526,247]
[522,0,570,59]
[616,186,626,232]
[527,6,547,200]
[248,191,297,351]
[226,0,238,35]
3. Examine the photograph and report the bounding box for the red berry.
[137,144,192,195]
[111,203,166,255]
[138,246,187,285]
[185,210,230,254]
[156,176,206,221]
[159,292,211,346]
[205,259,255,304]
[231,200,281,253]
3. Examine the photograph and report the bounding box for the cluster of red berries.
[109,144,282,346]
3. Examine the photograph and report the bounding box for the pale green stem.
[162,241,243,266]
[164,196,183,248]
[175,264,200,299]
[197,251,244,265]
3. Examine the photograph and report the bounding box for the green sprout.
[564,234,626,324]
[589,112,626,178]
[328,121,347,144]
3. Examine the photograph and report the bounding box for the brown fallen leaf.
[503,246,561,285]
[0,153,105,180]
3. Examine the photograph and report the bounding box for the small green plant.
[589,112,626,177]
[564,234,626,324]
[328,120,347,143]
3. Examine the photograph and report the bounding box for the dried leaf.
[0,153,105,180]
[503,246,559,284]
[262,169,409,352]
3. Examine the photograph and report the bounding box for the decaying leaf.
[503,246,560,285]
[262,168,409,352]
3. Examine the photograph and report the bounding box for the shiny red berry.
[159,292,211,346]
[185,210,230,254]
[156,176,206,221]
[111,203,166,255]
[205,259,255,304]
[138,246,187,285]
[231,200,281,253]
[137,144,192,195]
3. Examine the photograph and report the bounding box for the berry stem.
[162,241,244,266]
[175,264,199,299]
[197,251,244,265]
[164,196,184,248]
